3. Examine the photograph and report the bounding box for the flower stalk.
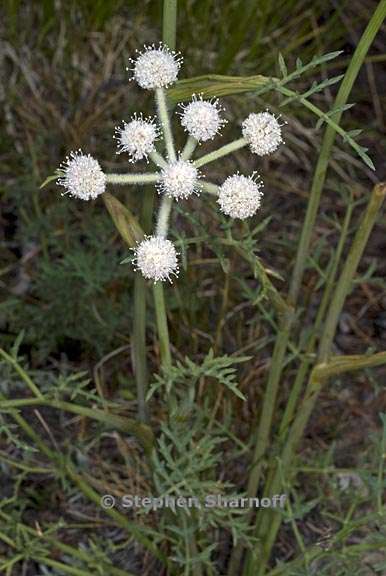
[105,173,159,185]
[181,134,198,159]
[194,137,246,167]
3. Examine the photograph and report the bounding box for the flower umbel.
[133,236,179,283]
[217,173,264,219]
[114,114,160,162]
[55,44,288,281]
[57,151,106,200]
[179,94,227,142]
[242,111,283,156]
[129,43,182,90]
[157,158,200,200]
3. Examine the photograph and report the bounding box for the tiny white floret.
[128,43,182,90]
[217,173,263,219]
[242,111,283,156]
[133,236,179,283]
[57,150,106,200]
[157,158,200,200]
[179,94,227,142]
[114,113,160,162]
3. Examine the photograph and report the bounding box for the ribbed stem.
[163,0,177,49]
[278,191,354,439]
[106,173,159,185]
[155,88,176,162]
[200,181,219,196]
[156,195,173,237]
[319,183,386,360]
[133,189,154,423]
[0,397,154,453]
[149,150,168,168]
[153,282,172,369]
[194,137,246,168]
[181,135,198,159]
[252,183,386,576]
[241,1,386,573]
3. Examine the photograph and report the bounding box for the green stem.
[0,391,166,565]
[106,173,159,185]
[0,397,154,453]
[252,182,386,575]
[0,451,53,473]
[155,88,176,162]
[0,512,133,576]
[153,282,172,369]
[278,190,354,439]
[245,327,292,496]
[194,137,246,168]
[133,188,155,423]
[378,413,386,514]
[200,181,219,196]
[240,2,386,572]
[265,527,386,576]
[181,135,198,160]
[163,0,177,49]
[0,348,43,399]
[149,150,168,168]
[156,195,173,237]
[289,2,386,305]
[33,557,97,576]
[319,183,386,360]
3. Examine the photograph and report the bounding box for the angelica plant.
[2,2,385,576]
[56,43,285,285]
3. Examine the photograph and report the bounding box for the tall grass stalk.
[229,2,386,573]
[248,182,386,575]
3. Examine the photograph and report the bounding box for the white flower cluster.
[157,158,200,200]
[133,236,179,282]
[56,44,285,283]
[57,150,106,200]
[217,174,263,220]
[242,111,283,156]
[114,113,160,162]
[179,94,227,142]
[128,43,182,89]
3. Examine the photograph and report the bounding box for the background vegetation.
[1,1,386,574]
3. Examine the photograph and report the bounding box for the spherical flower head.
[157,158,200,200]
[56,150,106,200]
[179,94,227,142]
[133,236,179,283]
[128,43,182,90]
[242,111,283,156]
[114,114,160,162]
[217,173,264,220]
